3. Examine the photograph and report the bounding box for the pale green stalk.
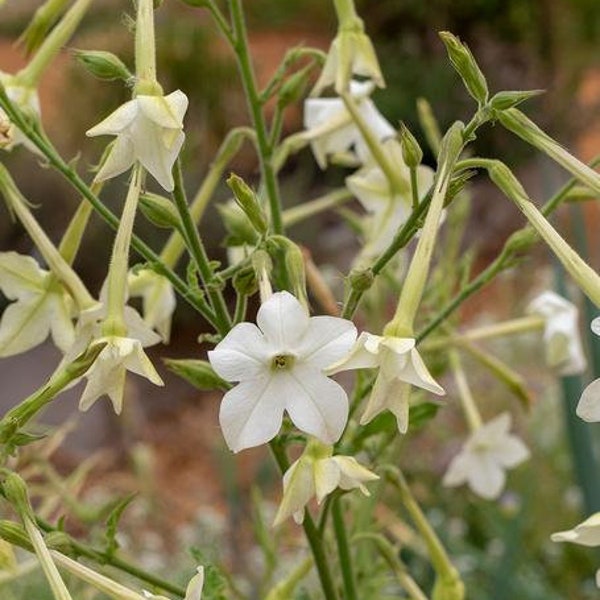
[134,0,161,95]
[449,350,482,431]
[333,0,360,24]
[283,188,353,227]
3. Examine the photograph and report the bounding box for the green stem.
[409,167,420,211]
[283,188,354,227]
[449,350,482,431]
[233,293,247,324]
[171,159,231,334]
[134,0,158,89]
[229,0,284,234]
[269,440,339,600]
[332,498,358,600]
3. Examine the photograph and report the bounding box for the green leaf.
[104,493,137,557]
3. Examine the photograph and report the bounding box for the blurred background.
[0,1,600,598]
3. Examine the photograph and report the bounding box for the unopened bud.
[73,49,132,82]
[218,201,259,246]
[432,572,465,600]
[0,520,32,551]
[399,122,423,168]
[267,236,308,306]
[439,32,488,105]
[278,65,311,109]
[490,89,544,112]
[348,268,374,292]
[437,121,465,171]
[2,473,34,522]
[139,192,181,230]
[164,358,231,391]
[226,174,269,236]
[232,264,258,297]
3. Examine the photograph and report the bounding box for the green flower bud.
[266,236,308,306]
[437,121,465,171]
[45,531,73,554]
[0,520,32,551]
[73,49,132,82]
[218,201,259,246]
[490,89,544,111]
[348,268,374,292]
[227,173,269,236]
[232,264,258,297]
[139,192,182,230]
[432,573,465,600]
[439,31,488,105]
[399,122,423,168]
[278,65,311,109]
[164,358,231,391]
[2,473,34,522]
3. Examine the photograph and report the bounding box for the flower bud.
[348,267,374,292]
[18,0,71,55]
[218,201,259,246]
[0,520,32,551]
[267,236,308,307]
[226,173,269,236]
[139,192,182,230]
[399,122,423,168]
[432,573,465,600]
[164,358,231,392]
[232,264,258,297]
[490,89,544,111]
[278,65,311,109]
[73,49,132,82]
[439,31,488,105]
[2,473,34,521]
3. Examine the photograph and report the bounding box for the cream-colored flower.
[0,72,41,152]
[0,251,74,356]
[128,268,176,343]
[303,80,394,169]
[274,440,378,525]
[552,513,600,587]
[330,332,444,433]
[143,566,204,600]
[576,317,600,422]
[527,291,586,375]
[443,412,530,499]
[86,90,188,191]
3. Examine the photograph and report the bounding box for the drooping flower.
[576,317,600,422]
[86,90,188,191]
[0,72,41,152]
[552,513,600,587]
[274,439,378,525]
[329,332,444,433]
[208,291,357,452]
[0,251,75,356]
[442,412,530,500]
[303,80,394,169]
[527,290,586,375]
[128,268,176,343]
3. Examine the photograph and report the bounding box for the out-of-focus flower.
[144,566,204,600]
[208,291,357,452]
[442,412,530,499]
[0,72,41,152]
[576,317,600,422]
[274,440,378,525]
[303,81,394,169]
[527,291,586,375]
[86,90,188,191]
[329,332,444,433]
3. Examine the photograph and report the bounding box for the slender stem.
[449,350,482,431]
[332,498,358,600]
[233,293,247,324]
[283,188,354,227]
[409,167,420,211]
[171,159,231,334]
[229,0,284,234]
[134,0,157,89]
[206,1,236,46]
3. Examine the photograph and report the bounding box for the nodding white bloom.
[144,566,204,600]
[86,90,188,191]
[312,28,384,97]
[329,332,444,433]
[79,335,163,414]
[0,72,41,152]
[552,513,600,587]
[347,138,434,257]
[0,252,75,356]
[527,291,586,375]
[208,291,357,453]
[274,440,378,525]
[442,412,530,500]
[303,80,394,169]
[576,317,600,422]
[128,268,176,343]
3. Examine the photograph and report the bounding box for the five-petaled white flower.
[0,72,41,152]
[552,513,600,587]
[0,252,75,356]
[576,317,600,422]
[274,440,378,525]
[527,291,586,375]
[442,412,530,500]
[208,291,357,453]
[329,332,444,433]
[128,268,176,343]
[86,90,188,191]
[303,81,394,169]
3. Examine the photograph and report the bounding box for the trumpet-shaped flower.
[0,252,75,356]
[442,412,530,500]
[86,90,188,191]
[274,441,378,525]
[0,72,41,152]
[128,268,176,343]
[347,139,434,257]
[552,513,600,587]
[208,291,357,452]
[576,317,600,422]
[79,335,163,414]
[527,291,586,375]
[329,332,444,433]
[304,80,394,169]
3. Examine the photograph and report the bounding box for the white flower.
[576,317,600,422]
[86,90,188,191]
[527,291,586,375]
[0,72,41,152]
[347,138,434,257]
[312,29,384,96]
[329,332,444,433]
[442,412,530,500]
[208,291,357,452]
[274,441,378,525]
[79,335,163,414]
[303,80,394,169]
[0,252,75,356]
[552,513,600,587]
[143,566,204,600]
[128,268,176,343]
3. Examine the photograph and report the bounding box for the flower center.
[271,354,295,371]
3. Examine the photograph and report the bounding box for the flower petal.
[0,252,46,299]
[314,458,341,504]
[137,91,188,129]
[86,99,138,137]
[256,291,309,351]
[296,315,357,369]
[327,331,381,373]
[492,435,530,468]
[274,458,314,526]
[467,453,506,500]
[94,135,136,182]
[397,348,445,395]
[576,379,600,422]
[0,296,52,357]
